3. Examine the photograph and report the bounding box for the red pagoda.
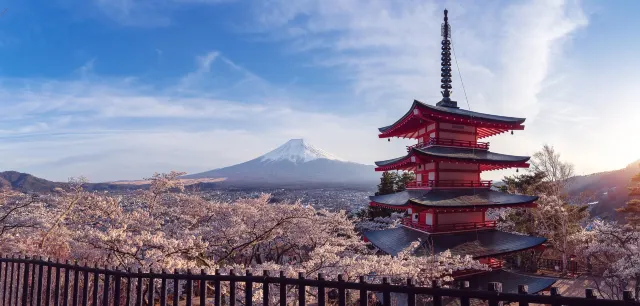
[363,9,556,294]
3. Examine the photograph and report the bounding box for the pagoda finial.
[436,8,458,108]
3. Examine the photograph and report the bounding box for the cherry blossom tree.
[575,220,640,301]
[2,171,489,304]
[0,191,49,254]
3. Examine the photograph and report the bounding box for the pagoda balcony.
[406,180,492,189]
[401,218,497,233]
[407,137,489,152]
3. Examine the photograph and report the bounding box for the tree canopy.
[616,164,640,227]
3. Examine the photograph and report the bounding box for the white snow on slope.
[260,139,346,163]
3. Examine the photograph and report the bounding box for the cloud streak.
[3,0,639,184]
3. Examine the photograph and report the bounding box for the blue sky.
[0,0,639,182]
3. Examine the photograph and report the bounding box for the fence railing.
[401,218,497,233]
[0,255,637,306]
[406,138,490,152]
[405,180,492,189]
[538,258,580,275]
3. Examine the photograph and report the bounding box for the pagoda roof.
[375,146,530,171]
[369,189,537,209]
[363,227,546,258]
[457,269,556,294]
[379,100,525,133]
[378,100,526,139]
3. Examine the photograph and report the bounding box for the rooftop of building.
[369,189,538,209]
[364,226,546,259]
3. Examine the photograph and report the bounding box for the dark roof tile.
[364,227,546,258]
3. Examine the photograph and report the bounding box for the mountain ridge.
[183,139,378,184]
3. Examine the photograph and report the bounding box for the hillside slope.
[184,139,378,185]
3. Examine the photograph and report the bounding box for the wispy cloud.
[92,0,233,26]
[3,0,639,183]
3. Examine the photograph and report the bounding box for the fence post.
[297,272,305,306]
[81,265,89,306]
[199,269,206,306]
[8,258,14,306]
[213,269,221,306]
[16,256,22,306]
[246,270,253,306]
[406,278,415,306]
[113,270,121,306]
[91,264,99,306]
[488,282,502,306]
[186,269,193,306]
[316,273,325,306]
[36,259,44,306]
[359,276,367,306]
[22,256,30,306]
[135,268,143,306]
[125,268,132,306]
[53,259,60,306]
[278,271,285,306]
[160,270,167,306]
[148,269,155,306]
[172,269,179,306]
[31,259,37,306]
[102,266,110,306]
[381,277,390,306]
[3,259,9,306]
[432,280,442,306]
[337,274,346,306]
[72,263,79,306]
[262,271,270,306]
[549,287,561,306]
[459,281,470,306]
[228,269,235,306]
[518,284,528,306]
[62,260,71,306]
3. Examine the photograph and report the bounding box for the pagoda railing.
[407,137,489,152]
[486,259,504,270]
[0,256,636,306]
[401,218,497,233]
[406,180,492,189]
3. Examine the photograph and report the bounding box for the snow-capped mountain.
[260,139,345,163]
[183,139,378,185]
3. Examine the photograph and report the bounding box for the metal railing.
[0,255,637,306]
[401,218,497,233]
[406,180,492,189]
[538,258,580,275]
[406,137,489,152]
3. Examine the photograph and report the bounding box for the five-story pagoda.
[363,9,556,294]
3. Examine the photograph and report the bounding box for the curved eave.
[375,148,531,172]
[370,190,538,209]
[369,202,410,211]
[416,100,526,125]
[374,154,414,171]
[364,227,547,259]
[414,146,530,165]
[378,100,527,139]
[457,270,556,294]
[409,200,537,209]
[426,229,548,259]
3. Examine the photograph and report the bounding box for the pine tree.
[616,164,640,227]
[395,172,416,192]
[376,171,397,196]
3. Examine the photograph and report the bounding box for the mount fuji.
[183,139,378,186]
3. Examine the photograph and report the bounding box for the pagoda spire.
[436,9,459,108]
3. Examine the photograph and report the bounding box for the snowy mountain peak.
[260,139,345,163]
